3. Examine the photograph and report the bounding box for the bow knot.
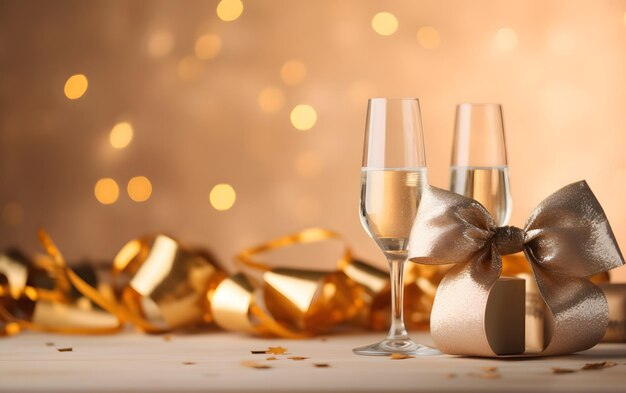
[494,226,524,255]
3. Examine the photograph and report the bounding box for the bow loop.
[409,186,497,267]
[523,181,624,278]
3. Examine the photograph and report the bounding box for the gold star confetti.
[266,346,288,355]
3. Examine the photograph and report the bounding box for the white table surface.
[1,331,626,393]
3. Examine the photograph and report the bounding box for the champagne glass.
[355,98,439,356]
[450,103,511,226]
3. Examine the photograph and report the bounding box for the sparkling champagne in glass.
[354,98,439,356]
[450,103,511,225]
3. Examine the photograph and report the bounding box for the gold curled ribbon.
[212,228,364,337]
[2,227,449,338]
[0,234,123,335]
[409,181,625,357]
[1,231,225,335]
[112,234,225,331]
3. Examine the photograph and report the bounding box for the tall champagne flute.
[450,103,511,225]
[355,98,439,356]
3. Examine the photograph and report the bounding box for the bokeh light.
[216,0,243,22]
[2,202,23,227]
[94,178,119,205]
[258,87,285,113]
[371,12,398,36]
[290,104,317,131]
[280,60,307,85]
[295,151,322,177]
[127,176,152,202]
[147,30,173,58]
[195,34,222,59]
[210,184,236,211]
[64,74,88,100]
[495,27,518,51]
[109,122,134,149]
[416,26,441,49]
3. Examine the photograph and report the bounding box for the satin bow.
[409,180,624,357]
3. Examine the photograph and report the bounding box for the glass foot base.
[353,338,441,356]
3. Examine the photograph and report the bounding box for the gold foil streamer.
[1,227,446,338]
[409,181,625,357]
[113,234,225,330]
[226,228,365,337]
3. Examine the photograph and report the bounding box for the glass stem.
[386,255,409,340]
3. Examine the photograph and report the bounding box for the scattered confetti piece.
[240,360,271,369]
[182,361,196,365]
[582,361,618,370]
[266,346,288,355]
[57,347,73,352]
[251,350,267,354]
[288,356,309,361]
[320,337,328,342]
[446,373,457,379]
[45,342,54,347]
[314,363,330,368]
[266,356,279,361]
[163,335,172,341]
[390,353,415,360]
[552,367,577,374]
[468,372,500,379]
[482,366,498,372]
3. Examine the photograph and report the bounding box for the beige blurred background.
[1,0,625,280]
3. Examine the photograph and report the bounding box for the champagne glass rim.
[457,102,502,108]
[368,97,420,102]
[361,166,427,170]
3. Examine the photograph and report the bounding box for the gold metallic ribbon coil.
[214,228,365,337]
[409,180,625,357]
[1,227,448,338]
